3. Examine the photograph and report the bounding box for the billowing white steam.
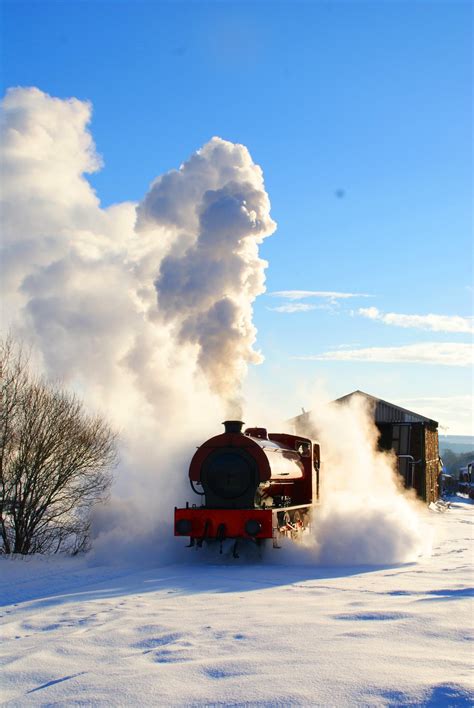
[1,87,275,422]
[0,87,275,557]
[137,139,275,413]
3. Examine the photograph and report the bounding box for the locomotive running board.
[174,504,316,549]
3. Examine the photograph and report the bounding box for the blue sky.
[1,0,472,432]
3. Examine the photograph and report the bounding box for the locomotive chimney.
[223,420,245,434]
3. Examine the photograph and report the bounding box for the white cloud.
[394,396,473,436]
[270,290,370,301]
[358,306,473,333]
[268,290,370,314]
[268,303,329,313]
[398,395,473,405]
[295,343,473,367]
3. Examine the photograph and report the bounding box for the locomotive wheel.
[278,510,308,541]
[278,511,292,537]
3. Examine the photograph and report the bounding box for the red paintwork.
[245,427,268,439]
[268,432,311,447]
[174,507,273,539]
[268,433,317,506]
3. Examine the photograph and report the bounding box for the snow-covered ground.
[1,498,473,707]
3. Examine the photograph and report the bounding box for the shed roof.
[334,390,438,426]
[289,390,438,428]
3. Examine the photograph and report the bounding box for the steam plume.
[0,87,275,555]
[138,137,276,413]
[1,88,275,421]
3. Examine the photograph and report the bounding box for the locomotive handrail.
[190,479,205,495]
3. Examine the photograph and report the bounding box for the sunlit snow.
[1,499,472,706]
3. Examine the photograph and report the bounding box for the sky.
[1,0,472,434]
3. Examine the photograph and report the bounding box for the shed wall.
[425,426,440,504]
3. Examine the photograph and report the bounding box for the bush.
[0,338,117,554]
[442,448,474,476]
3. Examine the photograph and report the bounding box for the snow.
[1,499,473,707]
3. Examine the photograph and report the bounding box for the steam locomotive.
[174,420,320,556]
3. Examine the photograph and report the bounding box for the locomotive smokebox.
[223,420,245,434]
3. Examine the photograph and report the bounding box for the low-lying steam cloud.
[289,394,432,565]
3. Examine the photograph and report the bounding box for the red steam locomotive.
[174,420,320,556]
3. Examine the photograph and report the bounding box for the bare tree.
[0,337,117,554]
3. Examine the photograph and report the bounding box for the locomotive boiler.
[174,420,320,555]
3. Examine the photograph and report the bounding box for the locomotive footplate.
[174,507,273,540]
[175,505,314,543]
